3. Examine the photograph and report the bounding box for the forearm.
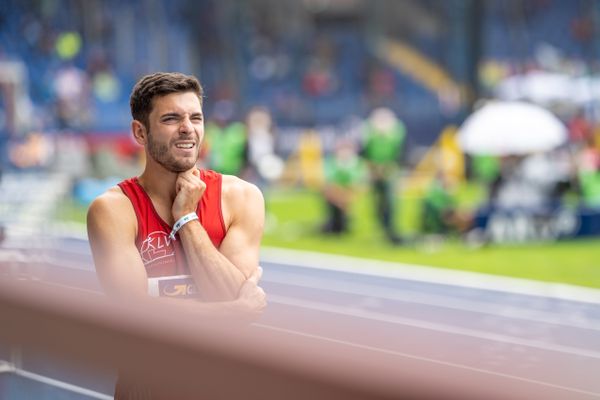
[177,221,246,301]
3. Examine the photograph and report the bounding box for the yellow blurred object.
[376,38,462,97]
[297,129,325,189]
[55,32,82,60]
[594,124,600,151]
[404,125,465,195]
[439,125,465,187]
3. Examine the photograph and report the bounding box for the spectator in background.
[362,107,406,245]
[53,62,92,129]
[321,137,366,234]
[422,173,472,238]
[422,174,456,235]
[364,63,397,110]
[302,35,339,98]
[245,106,283,185]
[471,154,500,187]
[577,134,600,208]
[568,109,593,145]
[298,128,325,189]
[204,100,249,178]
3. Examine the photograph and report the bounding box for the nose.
[179,116,194,134]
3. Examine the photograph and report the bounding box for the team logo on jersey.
[140,231,175,264]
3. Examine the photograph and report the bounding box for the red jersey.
[118,169,226,281]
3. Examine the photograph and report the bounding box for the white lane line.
[13,368,113,400]
[268,294,600,359]
[264,274,600,331]
[260,247,600,305]
[254,323,600,398]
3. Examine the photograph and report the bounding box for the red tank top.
[118,169,226,278]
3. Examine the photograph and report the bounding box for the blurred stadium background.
[1,0,599,285]
[1,1,600,398]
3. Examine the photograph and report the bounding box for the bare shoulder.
[220,175,265,226]
[221,174,264,204]
[87,186,136,232]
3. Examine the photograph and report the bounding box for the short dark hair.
[130,72,204,129]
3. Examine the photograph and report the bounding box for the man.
[362,107,406,245]
[321,137,366,234]
[87,72,266,398]
[87,71,266,315]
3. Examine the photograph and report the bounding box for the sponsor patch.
[158,276,199,298]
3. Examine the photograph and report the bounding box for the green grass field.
[58,187,600,289]
[261,187,600,289]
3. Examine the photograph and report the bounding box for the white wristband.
[169,212,199,241]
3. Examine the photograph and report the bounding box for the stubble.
[147,130,197,172]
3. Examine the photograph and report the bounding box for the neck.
[137,161,179,203]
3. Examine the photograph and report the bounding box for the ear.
[132,120,147,145]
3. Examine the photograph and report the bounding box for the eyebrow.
[160,112,181,119]
[159,112,203,119]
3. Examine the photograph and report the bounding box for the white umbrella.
[457,101,568,155]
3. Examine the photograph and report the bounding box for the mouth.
[173,141,196,150]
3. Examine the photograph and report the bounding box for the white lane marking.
[254,323,600,398]
[267,294,600,359]
[264,274,600,331]
[26,239,600,305]
[261,247,600,305]
[13,368,113,399]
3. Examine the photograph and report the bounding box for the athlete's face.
[145,92,204,172]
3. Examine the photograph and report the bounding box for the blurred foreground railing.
[0,259,590,400]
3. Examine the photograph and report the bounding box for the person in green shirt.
[362,108,406,244]
[321,137,366,234]
[204,106,249,177]
[422,175,456,234]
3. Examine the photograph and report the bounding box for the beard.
[147,130,198,173]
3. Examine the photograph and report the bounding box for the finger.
[178,177,205,193]
[175,177,184,193]
[177,170,196,183]
[177,171,196,183]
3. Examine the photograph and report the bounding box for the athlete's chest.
[151,201,175,226]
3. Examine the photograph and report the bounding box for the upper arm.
[218,179,265,279]
[87,190,148,297]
